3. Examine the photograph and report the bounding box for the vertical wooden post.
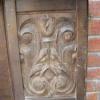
[76,0,88,100]
[4,0,24,100]
[0,0,14,100]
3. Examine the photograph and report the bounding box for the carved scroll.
[18,14,77,97]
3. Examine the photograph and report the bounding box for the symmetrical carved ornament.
[19,14,77,97]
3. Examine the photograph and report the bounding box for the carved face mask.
[62,31,73,43]
[59,24,74,43]
[21,32,32,44]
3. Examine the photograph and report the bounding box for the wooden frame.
[0,0,14,100]
[76,0,88,100]
[3,0,88,100]
[4,0,24,100]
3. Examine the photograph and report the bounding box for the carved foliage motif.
[19,14,77,97]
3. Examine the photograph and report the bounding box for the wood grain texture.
[4,0,24,100]
[76,0,88,100]
[0,0,14,100]
[16,0,76,12]
[2,0,88,100]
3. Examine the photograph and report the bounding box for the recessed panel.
[17,12,77,99]
[16,0,76,12]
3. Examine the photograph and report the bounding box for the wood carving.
[19,14,77,97]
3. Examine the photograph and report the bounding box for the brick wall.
[86,0,100,100]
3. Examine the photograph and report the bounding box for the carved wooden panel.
[17,12,77,98]
[4,0,87,100]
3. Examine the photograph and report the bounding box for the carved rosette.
[19,14,77,97]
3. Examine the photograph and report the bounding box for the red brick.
[86,93,97,100]
[87,68,100,79]
[88,54,100,67]
[88,38,100,52]
[89,1,100,17]
[86,80,100,92]
[86,81,94,92]
[96,81,100,92]
[89,20,100,34]
[86,81,95,92]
